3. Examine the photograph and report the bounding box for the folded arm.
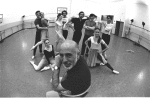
[31,40,43,50]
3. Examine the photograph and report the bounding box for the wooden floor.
[0,27,150,97]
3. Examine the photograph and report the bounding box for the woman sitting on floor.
[30,39,55,71]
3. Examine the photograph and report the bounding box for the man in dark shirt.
[32,11,48,59]
[46,40,91,97]
[68,11,88,44]
[32,11,42,59]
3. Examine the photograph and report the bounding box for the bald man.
[46,40,91,97]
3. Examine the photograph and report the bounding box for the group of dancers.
[29,10,119,74]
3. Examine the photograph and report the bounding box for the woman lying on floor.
[30,39,55,71]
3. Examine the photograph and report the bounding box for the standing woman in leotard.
[30,39,55,71]
[55,13,65,51]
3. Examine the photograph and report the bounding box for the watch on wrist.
[52,66,58,71]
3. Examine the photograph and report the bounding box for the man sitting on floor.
[46,40,91,97]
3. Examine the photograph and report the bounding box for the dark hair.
[79,11,84,15]
[93,14,97,18]
[62,10,68,15]
[56,13,62,21]
[107,15,112,20]
[44,38,49,44]
[35,10,40,15]
[89,13,95,17]
[94,28,101,43]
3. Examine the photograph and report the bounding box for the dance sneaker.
[32,56,35,59]
[113,70,119,74]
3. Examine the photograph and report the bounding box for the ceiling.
[86,0,150,5]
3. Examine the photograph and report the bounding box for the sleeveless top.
[88,36,102,52]
[44,45,55,64]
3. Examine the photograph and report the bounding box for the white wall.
[123,1,150,50]
[71,0,126,21]
[0,0,71,25]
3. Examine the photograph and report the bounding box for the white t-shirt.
[101,22,114,35]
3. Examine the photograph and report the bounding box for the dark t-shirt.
[61,56,91,95]
[71,18,87,31]
[44,45,55,64]
[34,18,42,32]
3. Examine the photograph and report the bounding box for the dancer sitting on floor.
[85,28,119,74]
[30,39,55,71]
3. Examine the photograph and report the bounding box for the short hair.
[62,10,68,15]
[94,27,100,31]
[35,10,40,15]
[94,14,97,18]
[56,13,62,20]
[89,13,95,17]
[107,15,112,20]
[79,11,84,15]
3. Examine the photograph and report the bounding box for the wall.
[0,0,71,31]
[71,0,126,34]
[123,1,150,50]
[71,0,126,21]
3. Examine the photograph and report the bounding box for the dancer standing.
[66,11,88,44]
[55,13,65,51]
[61,10,69,39]
[32,11,43,59]
[101,15,114,59]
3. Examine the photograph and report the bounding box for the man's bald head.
[60,40,79,53]
[59,40,80,70]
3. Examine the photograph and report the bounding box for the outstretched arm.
[31,40,43,51]
[55,30,65,41]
